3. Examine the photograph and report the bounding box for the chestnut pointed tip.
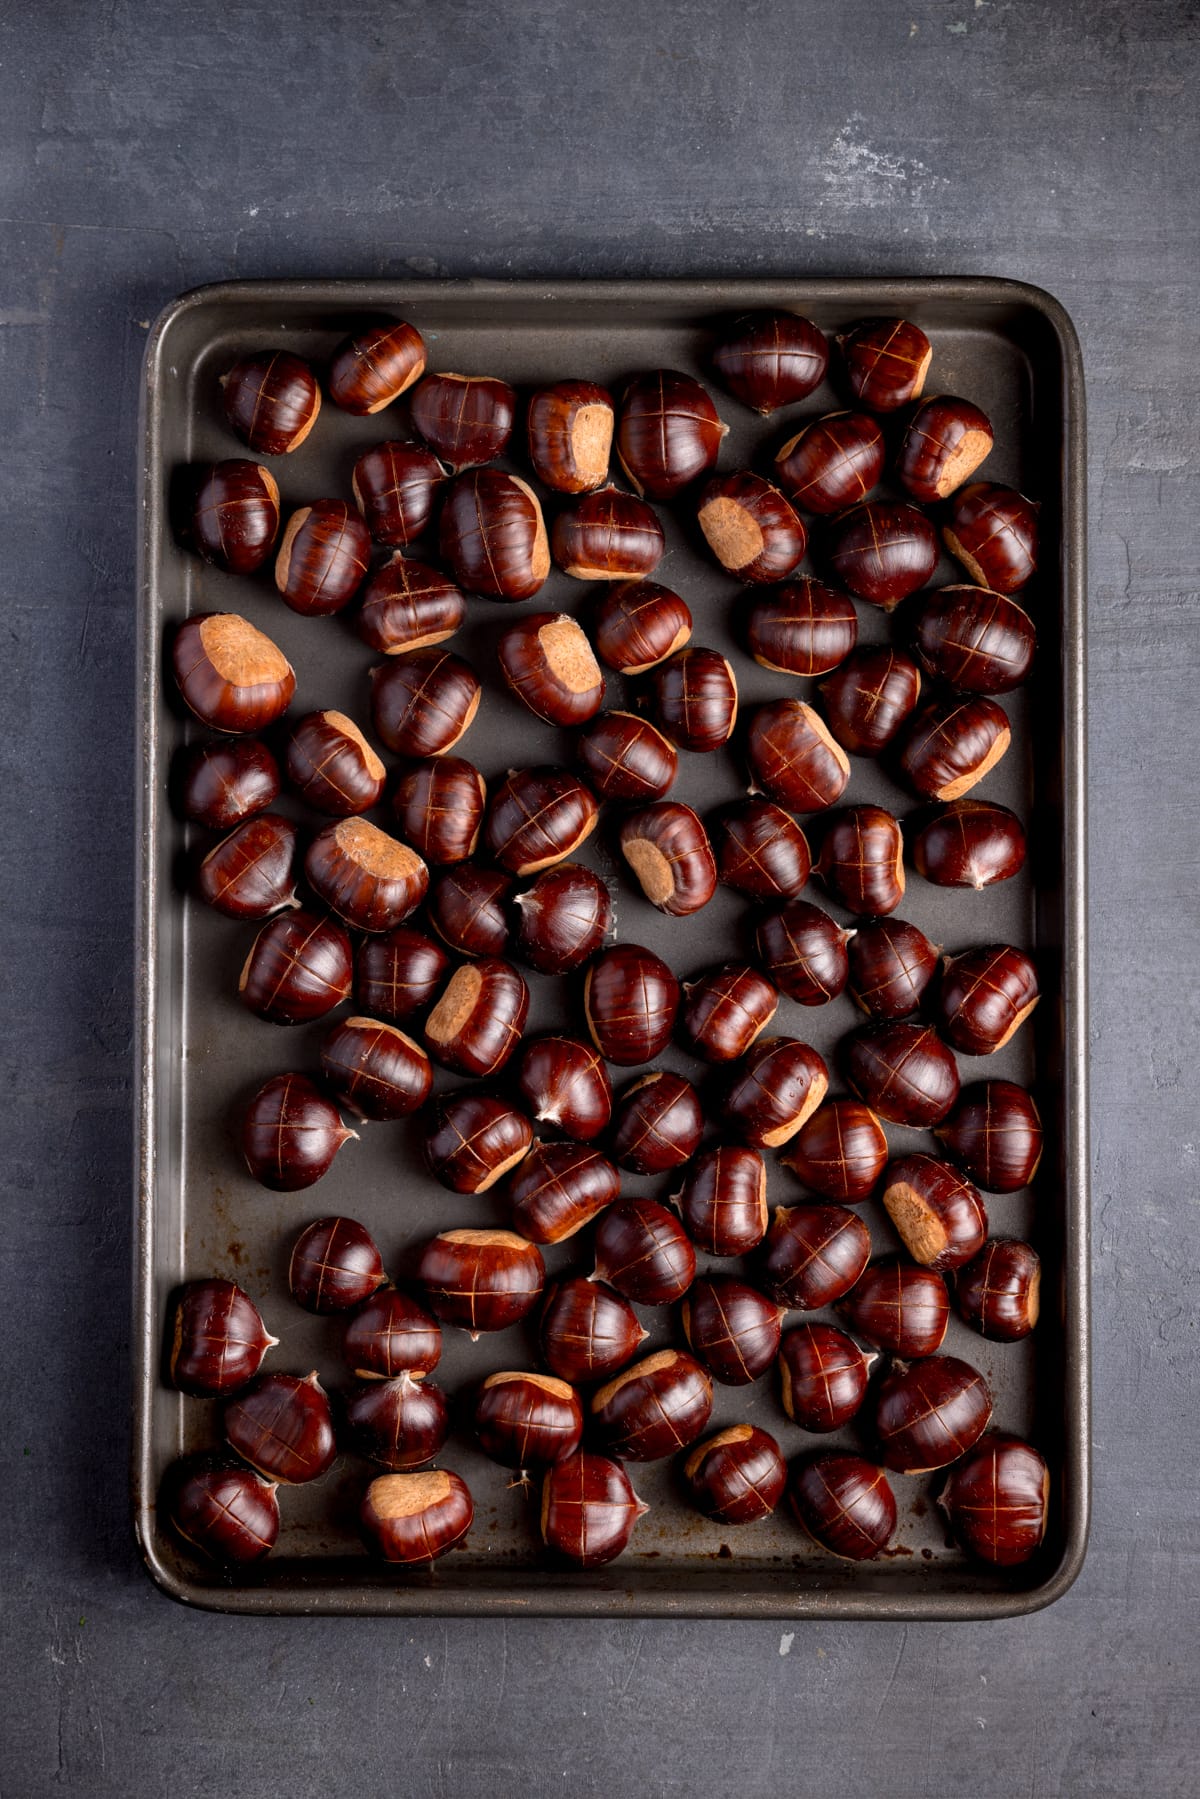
[633,1495,651,1517]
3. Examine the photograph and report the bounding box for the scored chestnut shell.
[526,379,614,493]
[846,918,939,1020]
[360,1469,473,1564]
[652,647,739,753]
[539,1277,647,1384]
[896,395,994,504]
[875,1355,993,1473]
[507,1141,621,1244]
[390,755,486,864]
[955,1238,1042,1341]
[778,1322,874,1431]
[511,862,611,974]
[617,369,728,499]
[618,801,717,916]
[762,1203,871,1310]
[839,317,932,413]
[169,1279,278,1397]
[221,351,320,453]
[839,1259,950,1357]
[819,647,922,757]
[774,411,885,515]
[540,1452,646,1567]
[178,736,280,832]
[714,799,812,900]
[196,813,298,919]
[242,1072,356,1191]
[516,1037,613,1142]
[934,944,1040,1056]
[285,710,386,816]
[417,1229,546,1336]
[789,1453,897,1561]
[274,501,371,616]
[611,1071,703,1175]
[498,612,605,726]
[675,1145,768,1257]
[911,799,1028,890]
[943,483,1039,593]
[173,612,295,735]
[697,471,806,583]
[584,943,679,1065]
[190,460,281,575]
[225,1371,337,1484]
[681,1276,783,1386]
[551,486,665,581]
[908,585,1036,695]
[711,309,828,413]
[754,900,852,1006]
[238,908,353,1024]
[594,1197,696,1306]
[591,1348,713,1459]
[370,645,481,757]
[357,555,464,659]
[423,1091,534,1194]
[576,710,678,803]
[880,1153,988,1272]
[722,1037,829,1149]
[898,697,1011,801]
[344,1372,449,1469]
[683,1425,787,1525]
[305,818,428,933]
[288,1216,386,1314]
[592,580,692,674]
[936,1080,1044,1192]
[352,445,447,551]
[814,804,905,916]
[424,956,529,1076]
[485,766,599,876]
[319,1016,432,1119]
[746,699,850,813]
[473,1371,583,1469]
[439,468,550,600]
[354,926,449,1023]
[170,1462,280,1565]
[427,864,511,957]
[344,1288,442,1380]
[743,576,859,677]
[843,1021,961,1128]
[940,1433,1050,1566]
[329,319,426,414]
[824,501,940,610]
[782,1099,888,1203]
[680,963,779,1063]
[411,371,516,471]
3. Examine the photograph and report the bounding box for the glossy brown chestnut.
[814,805,905,915]
[423,1092,534,1194]
[357,554,465,654]
[473,1371,584,1468]
[744,577,859,677]
[839,1259,950,1357]
[173,612,294,734]
[329,320,426,414]
[424,957,529,1076]
[538,1278,647,1383]
[746,699,850,813]
[190,459,281,574]
[353,445,446,550]
[846,918,939,1020]
[288,1216,386,1314]
[944,483,1039,593]
[498,612,605,724]
[390,756,485,865]
[439,468,549,600]
[526,379,614,492]
[540,1452,646,1566]
[935,944,1039,1056]
[242,1073,356,1191]
[576,711,679,803]
[591,1349,713,1459]
[511,863,611,974]
[178,736,280,831]
[592,580,692,673]
[285,710,386,817]
[196,813,298,919]
[824,501,940,610]
[711,310,828,413]
[360,1470,473,1564]
[370,646,481,756]
[682,1276,783,1386]
[909,585,1036,695]
[617,369,728,499]
[754,900,852,1006]
[344,1288,442,1380]
[675,1146,768,1257]
[679,964,779,1063]
[550,486,665,581]
[411,371,515,469]
[940,1433,1049,1565]
[912,799,1028,890]
[839,317,932,413]
[221,351,320,453]
[169,1279,278,1397]
[762,1204,870,1310]
[820,647,923,756]
[618,801,717,917]
[238,909,353,1024]
[305,819,428,933]
[898,697,1011,801]
[319,1016,433,1119]
[170,1462,279,1564]
[955,1238,1042,1341]
[344,1373,449,1469]
[485,767,599,876]
[354,926,450,1023]
[274,501,370,615]
[774,411,886,515]
[937,1079,1044,1192]
[881,1153,988,1272]
[507,1142,621,1244]
[714,799,812,900]
[697,471,806,583]
[782,1099,888,1202]
[516,1038,613,1142]
[778,1322,874,1431]
[225,1371,336,1483]
[683,1425,788,1525]
[594,1198,696,1306]
[428,865,512,957]
[722,1037,829,1149]
[583,944,680,1065]
[843,1021,960,1127]
[789,1453,897,1561]
[611,1071,703,1176]
[417,1228,545,1336]
[875,1355,993,1473]
[652,648,738,753]
[896,395,994,504]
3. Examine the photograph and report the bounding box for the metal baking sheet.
[133,277,1088,1618]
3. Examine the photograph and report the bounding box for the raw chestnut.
[697,471,806,583]
[329,320,426,414]
[846,918,939,1020]
[754,900,852,1006]
[934,944,1040,1056]
[591,1349,713,1459]
[898,697,1011,801]
[819,647,922,756]
[370,646,480,756]
[551,486,665,580]
[526,379,614,492]
[319,1016,432,1119]
[173,612,294,734]
[540,1452,646,1567]
[911,799,1027,890]
[289,1216,386,1314]
[824,501,940,609]
[511,863,611,974]
[789,1453,897,1561]
[345,1373,449,1469]
[711,310,828,413]
[584,943,679,1065]
[391,756,486,865]
[516,1037,613,1142]
[344,1288,442,1380]
[417,1228,545,1336]
[778,1322,874,1431]
[680,963,778,1063]
[498,612,605,725]
[774,411,885,514]
[423,1092,534,1194]
[944,483,1039,593]
[875,1355,993,1473]
[896,395,994,504]
[722,1037,828,1149]
[354,926,449,1023]
[178,736,280,831]
[814,805,905,915]
[744,577,859,677]
[424,958,530,1076]
[473,1371,583,1469]
[594,1197,696,1306]
[539,1277,647,1384]
[507,1142,620,1244]
[411,371,515,470]
[360,1469,473,1563]
[843,1021,960,1127]
[881,1153,988,1272]
[485,767,599,876]
[196,814,298,919]
[576,711,678,802]
[652,647,738,753]
[683,1425,787,1525]
[955,1238,1041,1341]
[782,1099,888,1202]
[242,1072,355,1191]
[352,445,446,550]
[937,1080,1044,1192]
[618,801,717,916]
[169,1279,277,1397]
[617,369,728,499]
[428,865,511,957]
[611,1071,703,1175]
[592,580,692,673]
[221,351,320,453]
[225,1371,336,1484]
[439,468,549,600]
[714,799,811,900]
[285,709,386,816]
[681,1276,783,1386]
[909,586,1036,695]
[839,1259,950,1357]
[356,554,464,654]
[761,1204,870,1310]
[274,500,370,615]
[305,818,428,932]
[190,460,281,575]
[839,317,932,412]
[747,699,850,813]
[170,1462,279,1564]
[675,1146,768,1257]
[940,1433,1049,1566]
[238,909,353,1024]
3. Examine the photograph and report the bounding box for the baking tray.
[133,278,1088,1618]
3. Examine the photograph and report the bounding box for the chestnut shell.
[875,1355,993,1474]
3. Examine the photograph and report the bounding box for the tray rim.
[132,274,1089,1620]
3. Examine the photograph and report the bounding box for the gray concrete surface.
[1,1,1197,1794]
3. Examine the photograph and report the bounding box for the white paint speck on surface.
[779,1632,795,1656]
[423,1654,432,1669]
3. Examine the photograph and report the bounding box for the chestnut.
[955,1238,1041,1341]
[838,317,932,412]
[683,1425,787,1525]
[754,900,852,1006]
[550,485,665,581]
[839,1259,950,1357]
[360,1469,473,1564]
[225,1371,336,1484]
[173,612,294,734]
[896,395,994,504]
[875,1355,993,1473]
[511,862,611,974]
[652,648,739,753]
[285,710,386,816]
[439,468,549,600]
[774,411,885,515]
[428,865,511,957]
[592,580,692,673]
[617,369,728,499]
[538,1278,647,1384]
[424,957,529,1076]
[424,1092,534,1194]
[319,1016,433,1119]
[675,1145,768,1257]
[909,585,1036,695]
[498,612,605,725]
[819,647,923,756]
[356,554,465,654]
[344,1288,442,1380]
[584,943,679,1065]
[170,1462,279,1564]
[540,1452,646,1566]
[943,483,1039,593]
[746,699,850,813]
[345,1372,449,1469]
[898,697,1011,801]
[761,1203,870,1310]
[353,444,446,551]
[814,805,905,915]
[305,818,428,933]
[913,799,1028,891]
[824,501,940,610]
[178,736,280,831]
[168,1279,277,1397]
[221,350,320,453]
[485,767,599,876]
[679,963,778,1063]
[782,1099,888,1202]
[329,320,426,414]
[611,1071,703,1175]
[778,1323,874,1431]
[714,799,812,900]
[711,310,828,413]
[789,1453,896,1561]
[274,501,371,615]
[417,1228,545,1336]
[934,944,1039,1056]
[473,1371,583,1468]
[881,1153,988,1271]
[516,1037,613,1142]
[411,371,516,470]
[940,1433,1049,1566]
[354,926,449,1023]
[190,459,281,574]
[697,471,806,583]
[743,577,859,677]
[238,909,353,1024]
[576,711,679,803]
[370,646,481,757]
[507,1142,620,1244]
[391,756,486,865]
[196,814,298,919]
[591,1349,713,1459]
[526,379,614,492]
[594,1197,696,1306]
[618,801,717,916]
[843,1021,960,1127]
[289,1216,386,1313]
[937,1079,1043,1192]
[681,1276,783,1386]
[722,1037,828,1149]
[846,918,939,1020]
[242,1072,356,1191]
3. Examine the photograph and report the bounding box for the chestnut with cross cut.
[652,647,739,753]
[356,553,464,653]
[423,1091,534,1194]
[681,1276,784,1386]
[675,1145,769,1257]
[824,500,940,610]
[781,1099,888,1203]
[242,1073,356,1191]
[576,711,678,803]
[895,395,994,504]
[515,1037,613,1143]
[238,909,353,1024]
[485,767,599,876]
[710,310,828,413]
[360,1470,474,1564]
[428,865,511,958]
[898,697,1012,802]
[819,647,922,757]
[507,1142,621,1244]
[610,1071,704,1175]
[838,317,932,412]
[190,463,281,576]
[410,371,516,470]
[683,1425,788,1525]
[778,1322,874,1432]
[370,646,481,756]
[843,1021,960,1128]
[814,805,905,916]
[936,1080,1044,1192]
[846,918,939,1021]
[224,1371,337,1484]
[473,1372,583,1469]
[761,1203,870,1311]
[746,699,850,813]
[909,586,1036,695]
[344,1288,442,1380]
[391,756,486,864]
[417,1229,545,1336]
[196,814,298,920]
[439,468,550,599]
[592,580,692,673]
[744,576,859,678]
[319,1016,432,1120]
[584,943,679,1065]
[169,1462,280,1565]
[173,611,294,733]
[839,1259,950,1358]
[221,350,321,454]
[305,819,428,933]
[618,801,717,916]
[551,486,665,580]
[353,446,446,551]
[875,1355,993,1474]
[934,944,1039,1056]
[285,710,386,816]
[527,379,614,492]
[943,483,1039,593]
[329,319,426,414]
[617,369,728,499]
[955,1238,1042,1341]
[178,736,280,832]
[880,1153,988,1272]
[274,500,371,615]
[511,863,611,975]
[288,1216,386,1314]
[498,612,605,725]
[540,1452,647,1567]
[423,958,529,1077]
[722,1037,829,1149]
[593,1197,696,1306]
[913,800,1027,890]
[940,1433,1049,1566]
[714,799,812,900]
[773,411,885,515]
[354,926,449,1024]
[538,1277,647,1384]
[168,1279,278,1397]
[679,964,779,1063]
[591,1349,713,1459]
[754,900,852,1006]
[345,1373,449,1469]
[789,1453,897,1561]
[697,471,806,583]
